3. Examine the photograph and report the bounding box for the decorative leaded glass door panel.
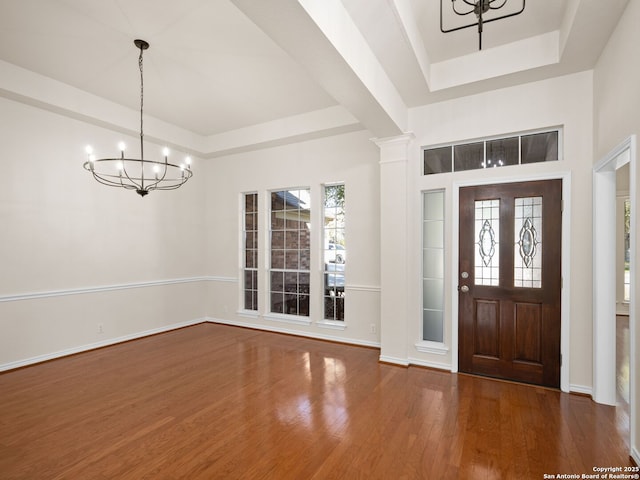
[458,180,562,388]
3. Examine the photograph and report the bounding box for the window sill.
[237,310,259,319]
[316,320,346,331]
[414,341,449,355]
[263,313,312,326]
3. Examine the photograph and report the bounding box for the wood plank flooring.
[0,323,633,479]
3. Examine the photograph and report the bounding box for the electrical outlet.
[370,324,376,334]
[98,324,104,334]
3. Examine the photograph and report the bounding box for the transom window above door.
[423,129,560,175]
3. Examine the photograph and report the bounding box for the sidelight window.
[422,190,445,342]
[323,184,346,321]
[243,193,258,311]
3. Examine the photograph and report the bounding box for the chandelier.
[440,0,526,51]
[84,39,193,197]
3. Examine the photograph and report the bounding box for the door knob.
[459,285,469,293]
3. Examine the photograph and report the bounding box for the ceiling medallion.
[83,39,193,197]
[440,0,526,50]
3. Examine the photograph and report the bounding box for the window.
[323,184,345,321]
[270,189,311,316]
[423,130,560,175]
[422,190,444,342]
[514,196,543,288]
[243,193,258,311]
[624,198,630,302]
[474,199,500,286]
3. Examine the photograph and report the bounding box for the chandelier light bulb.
[118,142,126,152]
[185,156,192,166]
[85,145,93,155]
[163,147,170,157]
[116,161,124,171]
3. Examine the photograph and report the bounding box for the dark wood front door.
[458,180,562,388]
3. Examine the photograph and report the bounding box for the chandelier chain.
[139,46,145,171]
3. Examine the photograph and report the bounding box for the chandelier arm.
[488,0,508,9]
[148,173,193,192]
[85,159,190,189]
[451,2,476,16]
[119,159,143,191]
[476,1,525,26]
[441,0,525,38]
[144,162,169,191]
[90,171,137,190]
[442,0,476,32]
[84,160,138,189]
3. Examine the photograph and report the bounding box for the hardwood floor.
[0,323,633,479]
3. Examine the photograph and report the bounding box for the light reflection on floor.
[275,352,349,436]
[616,315,630,404]
[616,315,630,446]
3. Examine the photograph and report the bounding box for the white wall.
[593,0,640,462]
[0,97,208,369]
[0,97,381,368]
[202,129,382,346]
[397,71,595,391]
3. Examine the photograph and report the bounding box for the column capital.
[372,132,415,165]
[371,132,415,149]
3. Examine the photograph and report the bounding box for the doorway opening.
[593,135,636,455]
[451,173,571,393]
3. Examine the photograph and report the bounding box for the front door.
[458,180,562,388]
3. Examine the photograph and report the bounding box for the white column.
[593,168,618,405]
[374,133,414,365]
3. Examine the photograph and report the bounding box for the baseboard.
[378,355,410,366]
[407,357,451,371]
[207,317,381,349]
[0,317,207,372]
[569,384,593,397]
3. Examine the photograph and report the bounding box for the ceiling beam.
[229,0,408,138]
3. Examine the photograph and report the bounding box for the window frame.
[264,187,312,326]
[420,189,446,347]
[422,127,563,176]
[319,183,346,327]
[241,192,259,314]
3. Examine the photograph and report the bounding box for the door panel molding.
[474,299,501,358]
[514,302,543,364]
